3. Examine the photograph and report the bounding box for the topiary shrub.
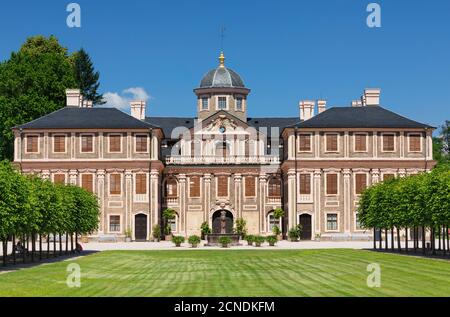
[245,235,254,246]
[253,235,265,247]
[266,235,278,246]
[188,235,201,248]
[171,235,185,247]
[219,236,231,248]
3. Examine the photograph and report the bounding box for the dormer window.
[236,97,243,111]
[218,97,227,110]
[201,97,209,110]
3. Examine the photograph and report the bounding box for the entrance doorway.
[212,210,234,234]
[299,214,312,240]
[134,214,148,241]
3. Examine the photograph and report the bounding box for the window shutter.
[268,178,281,197]
[54,136,65,152]
[110,135,121,152]
[383,134,395,151]
[355,174,367,195]
[299,174,311,194]
[217,176,228,197]
[81,135,93,152]
[110,174,121,195]
[355,134,366,151]
[245,177,256,197]
[409,135,421,152]
[166,179,178,197]
[135,174,147,194]
[190,177,201,197]
[327,134,338,152]
[81,174,93,193]
[136,135,148,152]
[54,174,65,184]
[299,135,311,151]
[27,136,39,152]
[327,174,338,195]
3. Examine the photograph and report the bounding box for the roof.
[288,106,434,129]
[16,107,156,130]
[200,66,245,88]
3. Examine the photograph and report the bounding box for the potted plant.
[315,233,321,242]
[152,224,161,242]
[272,225,282,240]
[288,227,300,242]
[188,235,201,248]
[234,217,247,239]
[273,208,285,239]
[219,236,231,248]
[200,222,211,240]
[171,235,185,247]
[124,227,132,242]
[245,235,254,246]
[253,235,265,247]
[266,235,278,246]
[163,208,176,240]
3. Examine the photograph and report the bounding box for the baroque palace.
[12,53,435,241]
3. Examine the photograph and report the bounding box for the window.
[299,174,311,195]
[268,212,279,232]
[355,174,367,195]
[135,135,148,152]
[81,174,93,193]
[165,178,177,197]
[326,134,338,152]
[327,214,338,231]
[217,176,228,197]
[53,135,66,153]
[326,173,338,195]
[201,97,209,110]
[81,135,93,152]
[268,178,281,197]
[215,142,229,157]
[354,133,367,152]
[299,134,311,152]
[236,97,243,111]
[218,97,227,110]
[245,176,256,197]
[109,216,120,232]
[189,176,201,198]
[135,174,147,195]
[110,174,121,195]
[355,213,362,230]
[109,135,121,152]
[382,134,395,152]
[383,174,395,181]
[26,135,39,153]
[168,216,177,232]
[53,174,65,184]
[409,134,421,152]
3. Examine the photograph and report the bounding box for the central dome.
[199,52,245,88]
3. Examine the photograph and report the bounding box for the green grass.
[0,249,449,297]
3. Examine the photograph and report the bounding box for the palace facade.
[12,53,436,241]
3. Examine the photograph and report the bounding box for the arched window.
[267,211,280,232]
[268,177,281,197]
[215,141,230,157]
[165,178,178,197]
[168,213,178,232]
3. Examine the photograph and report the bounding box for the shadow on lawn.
[364,248,450,261]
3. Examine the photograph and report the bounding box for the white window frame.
[297,173,313,196]
[80,173,95,193]
[324,172,340,196]
[267,212,281,233]
[108,214,122,233]
[354,212,363,231]
[297,133,313,153]
[134,134,150,153]
[52,134,67,154]
[353,132,368,153]
[216,95,229,111]
[215,175,230,198]
[325,212,339,232]
[164,177,179,198]
[200,96,209,111]
[108,134,122,153]
[24,134,40,154]
[134,173,149,196]
[324,133,340,153]
[353,172,369,196]
[80,133,95,153]
[108,173,123,197]
[235,96,244,112]
[168,213,178,233]
[188,176,202,198]
[407,133,423,153]
[381,133,396,152]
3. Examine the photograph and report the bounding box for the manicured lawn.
[0,249,449,297]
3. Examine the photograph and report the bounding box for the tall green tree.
[72,48,104,105]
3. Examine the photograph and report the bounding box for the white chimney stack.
[130,100,146,120]
[317,100,326,114]
[81,99,93,108]
[351,100,363,107]
[299,100,315,121]
[66,89,82,107]
[363,88,381,106]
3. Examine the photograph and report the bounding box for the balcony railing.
[166,155,280,165]
[163,197,179,205]
[267,196,282,204]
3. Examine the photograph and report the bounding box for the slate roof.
[200,66,245,88]
[288,106,433,129]
[16,107,157,130]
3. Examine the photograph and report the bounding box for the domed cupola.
[200,53,245,88]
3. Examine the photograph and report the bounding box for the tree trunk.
[59,233,62,256]
[47,234,50,258]
[385,229,388,250]
[405,227,408,253]
[391,228,394,250]
[397,228,401,252]
[431,227,436,255]
[39,234,42,261]
[31,233,35,262]
[53,233,57,258]
[12,235,16,265]
[447,226,449,252]
[75,233,78,252]
[23,234,26,263]
[65,233,69,255]
[378,229,382,249]
[438,225,442,251]
[422,227,426,255]
[373,228,377,250]
[71,234,74,253]
[2,240,7,267]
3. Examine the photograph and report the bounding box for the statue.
[220,210,227,234]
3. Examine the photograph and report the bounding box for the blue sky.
[0,0,449,131]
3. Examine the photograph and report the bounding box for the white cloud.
[102,87,151,109]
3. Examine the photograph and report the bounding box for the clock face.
[219,126,226,134]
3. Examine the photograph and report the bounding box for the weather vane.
[220,26,226,51]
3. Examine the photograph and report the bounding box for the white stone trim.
[324,171,340,196]
[107,133,122,153]
[325,212,340,232]
[324,132,340,153]
[79,133,95,153]
[24,134,40,154]
[381,132,396,152]
[353,132,368,153]
[134,133,150,153]
[52,134,68,154]
[406,132,423,153]
[108,173,123,197]
[107,214,122,234]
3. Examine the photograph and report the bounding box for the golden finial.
[219,51,225,68]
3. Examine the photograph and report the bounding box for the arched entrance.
[134,214,148,241]
[299,214,312,240]
[212,210,233,234]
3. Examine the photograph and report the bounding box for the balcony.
[299,194,313,203]
[166,155,280,165]
[163,197,179,205]
[267,196,282,204]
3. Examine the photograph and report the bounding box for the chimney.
[363,88,381,106]
[317,100,326,114]
[351,100,363,107]
[66,89,82,107]
[81,99,93,108]
[130,100,146,120]
[299,100,315,121]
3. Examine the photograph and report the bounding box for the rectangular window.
[326,173,338,195]
[355,174,367,195]
[299,134,311,152]
[327,214,338,231]
[109,135,121,152]
[135,174,147,194]
[109,216,120,232]
[26,135,39,153]
[409,134,421,152]
[110,174,121,195]
[218,97,227,110]
[236,97,243,111]
[382,134,395,152]
[81,174,93,193]
[53,135,66,153]
[326,134,338,152]
[299,174,311,194]
[245,176,256,197]
[201,97,209,110]
[217,176,228,197]
[356,213,361,230]
[81,135,93,152]
[53,174,65,184]
[135,135,148,152]
[354,133,367,152]
[383,174,395,181]
[189,176,201,198]
[168,218,177,232]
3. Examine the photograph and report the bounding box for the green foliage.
[188,235,201,247]
[288,226,301,241]
[125,227,132,238]
[272,225,281,235]
[218,236,231,247]
[234,217,247,237]
[266,235,278,246]
[200,221,211,239]
[273,208,285,219]
[152,224,161,240]
[72,48,104,105]
[244,234,254,245]
[171,235,185,247]
[162,208,176,220]
[253,235,265,246]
